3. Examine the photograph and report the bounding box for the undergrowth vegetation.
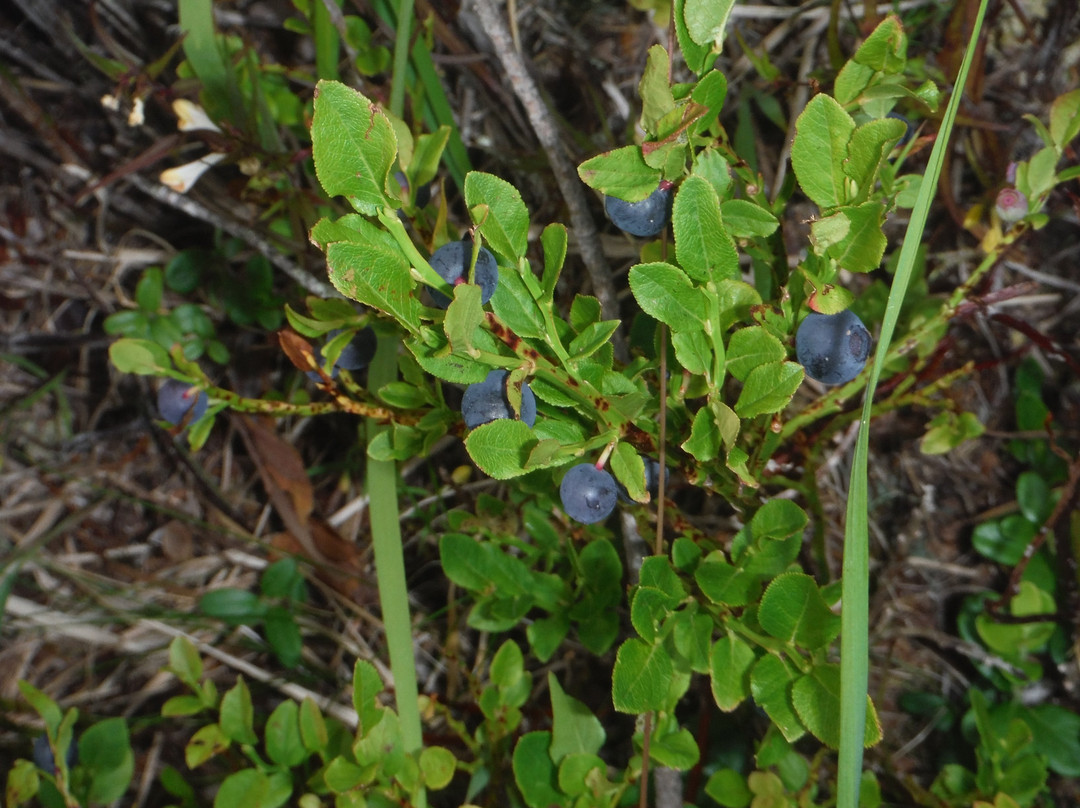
[3,1,1080,807]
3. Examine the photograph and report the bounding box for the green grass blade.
[177,0,233,125]
[389,0,415,118]
[365,333,426,808]
[312,0,342,81]
[836,3,991,806]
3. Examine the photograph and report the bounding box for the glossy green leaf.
[311,80,396,215]
[490,266,546,339]
[791,94,855,209]
[629,262,707,330]
[673,176,740,283]
[710,632,756,710]
[759,572,841,650]
[734,361,803,418]
[465,172,530,261]
[612,638,674,713]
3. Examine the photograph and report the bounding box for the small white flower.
[101,94,120,111]
[173,99,221,133]
[160,152,226,193]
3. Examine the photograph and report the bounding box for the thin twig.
[465,0,618,327]
[126,173,339,299]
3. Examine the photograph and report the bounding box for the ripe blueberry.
[33,734,78,772]
[886,111,915,146]
[795,310,872,386]
[560,463,618,524]
[332,327,377,371]
[461,369,537,429]
[604,181,674,238]
[429,240,499,309]
[157,379,209,425]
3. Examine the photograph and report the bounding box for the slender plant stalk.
[836,2,990,805]
[312,0,341,81]
[366,333,426,807]
[389,0,415,118]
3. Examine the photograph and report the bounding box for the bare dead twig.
[464,0,618,331]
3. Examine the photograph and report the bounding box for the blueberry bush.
[11,0,1080,806]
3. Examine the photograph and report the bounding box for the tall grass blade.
[836,2,991,805]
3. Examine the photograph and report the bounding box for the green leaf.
[710,632,756,710]
[135,267,164,311]
[490,267,546,339]
[219,677,258,745]
[975,581,1056,657]
[578,146,660,200]
[326,241,421,335]
[419,746,456,789]
[352,659,385,737]
[649,725,700,770]
[167,637,203,690]
[513,732,563,808]
[490,639,525,689]
[639,45,675,133]
[186,722,230,768]
[265,606,302,667]
[693,147,733,200]
[265,700,306,767]
[540,223,568,301]
[695,551,757,606]
[439,533,529,596]
[465,419,538,479]
[673,176,740,283]
[108,338,172,375]
[791,94,855,209]
[726,326,786,382]
[1022,703,1080,777]
[629,262,707,331]
[751,499,809,541]
[845,118,907,202]
[1016,470,1051,525]
[548,673,605,762]
[558,754,606,796]
[79,717,135,803]
[1050,88,1080,151]
[721,199,779,238]
[759,572,841,650]
[311,80,396,215]
[5,759,39,806]
[673,0,712,74]
[672,329,712,376]
[291,700,326,757]
[610,443,647,503]
[810,202,888,272]
[465,172,530,261]
[972,515,1034,566]
[444,283,485,356]
[791,664,882,749]
[682,406,720,462]
[631,587,672,643]
[684,0,737,50]
[734,361,803,417]
[920,410,985,455]
[612,638,674,713]
[706,769,752,808]
[213,769,269,808]
[750,654,805,742]
[199,589,266,624]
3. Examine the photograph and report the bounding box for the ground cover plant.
[2,1,1080,807]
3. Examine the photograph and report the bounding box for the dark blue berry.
[157,379,209,425]
[560,463,618,524]
[796,310,872,386]
[33,734,78,772]
[617,457,662,503]
[332,327,377,371]
[461,369,536,429]
[604,182,674,237]
[887,111,915,146]
[429,240,499,309]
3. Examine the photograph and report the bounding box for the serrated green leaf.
[674,0,712,74]
[650,724,700,770]
[695,552,756,606]
[629,262,707,331]
[311,80,396,214]
[684,0,736,50]
[726,326,786,381]
[791,94,855,209]
[673,176,740,283]
[810,202,887,272]
[720,199,779,238]
[759,572,841,649]
[490,266,546,339]
[612,638,674,713]
[750,654,805,743]
[845,118,907,203]
[710,632,756,710]
[682,406,720,462]
[792,664,882,749]
[439,533,530,599]
[540,223,568,301]
[444,283,485,356]
[465,419,538,479]
[734,361,803,417]
[672,329,712,376]
[640,45,675,133]
[465,172,530,261]
[326,241,421,334]
[851,15,906,72]
[611,443,648,503]
[751,499,809,541]
[578,145,660,200]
